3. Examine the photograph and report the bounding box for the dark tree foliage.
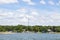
[0,25,60,32]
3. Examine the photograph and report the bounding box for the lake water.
[0,32,60,40]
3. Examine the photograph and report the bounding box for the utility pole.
[27,16,29,26]
[25,15,29,26]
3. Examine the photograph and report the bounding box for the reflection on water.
[0,32,60,40]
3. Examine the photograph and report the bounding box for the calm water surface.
[0,32,60,40]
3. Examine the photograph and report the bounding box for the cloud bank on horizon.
[0,0,60,26]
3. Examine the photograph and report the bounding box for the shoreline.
[0,32,60,34]
[0,32,15,34]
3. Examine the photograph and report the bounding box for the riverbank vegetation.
[0,25,60,33]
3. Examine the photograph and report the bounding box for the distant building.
[47,29,52,32]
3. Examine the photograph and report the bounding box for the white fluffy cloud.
[48,1,55,5]
[17,8,27,14]
[0,8,60,26]
[22,0,35,5]
[0,8,30,25]
[0,0,18,4]
[40,0,46,5]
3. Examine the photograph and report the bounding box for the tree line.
[0,25,60,33]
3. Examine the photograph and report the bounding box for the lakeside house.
[47,29,53,33]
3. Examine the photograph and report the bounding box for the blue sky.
[0,0,60,26]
